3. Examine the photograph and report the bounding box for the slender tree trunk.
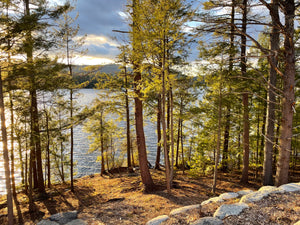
[155,94,162,170]
[222,110,230,172]
[170,88,174,184]
[46,112,51,187]
[240,0,249,184]
[25,121,28,194]
[180,119,184,174]
[176,118,181,168]
[124,66,132,171]
[0,68,14,225]
[213,91,222,194]
[162,29,171,194]
[263,0,279,186]
[9,92,17,200]
[241,93,250,183]
[132,0,155,192]
[275,0,295,186]
[70,88,74,191]
[100,112,105,175]
[256,113,260,179]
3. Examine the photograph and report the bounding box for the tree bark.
[240,0,249,184]
[131,0,155,192]
[275,0,295,186]
[100,111,105,175]
[263,0,279,186]
[124,66,132,171]
[0,68,14,225]
[241,92,250,183]
[155,94,162,170]
[212,91,222,194]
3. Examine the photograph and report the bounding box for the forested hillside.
[0,0,299,224]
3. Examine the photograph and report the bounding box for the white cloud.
[83,34,119,47]
[73,56,114,65]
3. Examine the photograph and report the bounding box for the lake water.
[0,89,158,195]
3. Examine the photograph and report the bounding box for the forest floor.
[0,168,299,225]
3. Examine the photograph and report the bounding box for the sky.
[67,0,129,65]
[54,0,201,65]
[54,0,270,66]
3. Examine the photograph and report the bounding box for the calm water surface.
[0,89,158,195]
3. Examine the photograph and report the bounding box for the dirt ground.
[0,169,299,224]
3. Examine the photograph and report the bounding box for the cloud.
[79,34,120,61]
[66,0,127,64]
[73,0,128,36]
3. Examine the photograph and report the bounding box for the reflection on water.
[0,89,158,195]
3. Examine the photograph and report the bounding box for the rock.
[50,211,78,225]
[201,197,224,206]
[219,192,239,200]
[258,186,283,195]
[237,189,254,196]
[191,217,223,225]
[279,183,300,192]
[214,203,249,220]
[146,215,169,225]
[65,219,87,225]
[240,186,283,203]
[37,220,59,225]
[169,204,200,216]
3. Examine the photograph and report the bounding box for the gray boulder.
[37,220,59,225]
[201,197,224,206]
[240,186,283,203]
[146,215,169,225]
[219,192,239,200]
[65,219,87,225]
[191,217,223,225]
[237,189,254,196]
[214,203,249,220]
[50,211,78,225]
[278,183,300,192]
[170,204,200,216]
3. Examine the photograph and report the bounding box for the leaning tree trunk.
[275,0,295,186]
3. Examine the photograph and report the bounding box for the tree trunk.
[240,0,249,184]
[241,93,250,183]
[222,109,230,172]
[170,88,174,184]
[155,94,162,170]
[212,91,222,194]
[30,90,45,194]
[132,0,154,192]
[46,112,51,187]
[176,118,181,168]
[124,66,132,171]
[263,0,279,186]
[275,0,295,186]
[100,112,105,175]
[0,68,14,225]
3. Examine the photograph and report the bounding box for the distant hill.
[71,64,122,88]
[72,63,121,75]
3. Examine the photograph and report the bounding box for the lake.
[0,89,158,195]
